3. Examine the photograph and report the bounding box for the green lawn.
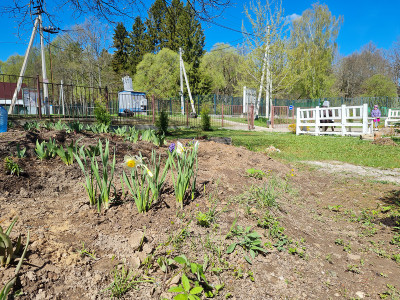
[168,128,400,169]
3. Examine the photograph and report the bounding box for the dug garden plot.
[0,127,400,299]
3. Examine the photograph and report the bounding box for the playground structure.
[296,104,372,136]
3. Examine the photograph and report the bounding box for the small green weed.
[226,225,268,264]
[379,284,400,299]
[104,264,153,298]
[246,168,266,180]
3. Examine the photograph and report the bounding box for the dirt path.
[218,119,289,132]
[303,160,400,184]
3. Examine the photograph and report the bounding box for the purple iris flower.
[169,143,175,153]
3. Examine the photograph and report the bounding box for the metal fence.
[2,73,399,126]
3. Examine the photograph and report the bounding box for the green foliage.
[74,146,97,207]
[123,162,154,213]
[200,105,211,131]
[170,129,400,169]
[114,126,127,136]
[246,168,266,180]
[290,3,342,99]
[257,212,291,252]
[362,74,398,97]
[148,149,170,203]
[0,220,29,300]
[94,97,111,126]
[53,120,67,131]
[68,121,84,133]
[199,43,241,96]
[168,141,199,209]
[74,140,116,211]
[56,142,76,166]
[124,127,140,143]
[111,22,130,74]
[133,48,185,98]
[166,254,220,299]
[226,225,267,264]
[168,273,203,300]
[15,144,26,158]
[88,123,110,134]
[104,264,153,298]
[196,205,220,228]
[23,121,40,131]
[156,110,169,135]
[4,157,22,176]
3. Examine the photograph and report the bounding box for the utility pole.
[179,47,196,116]
[8,1,58,115]
[38,13,49,115]
[8,18,39,114]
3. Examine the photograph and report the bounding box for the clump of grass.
[104,265,153,298]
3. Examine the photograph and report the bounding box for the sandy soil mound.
[1,128,399,299]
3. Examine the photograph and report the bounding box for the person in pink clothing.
[371,105,381,130]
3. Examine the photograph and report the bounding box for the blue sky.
[0,0,399,62]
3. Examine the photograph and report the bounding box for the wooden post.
[296,107,300,135]
[36,74,42,119]
[152,95,155,125]
[315,106,320,135]
[271,106,274,128]
[362,103,368,134]
[341,104,346,136]
[104,86,109,113]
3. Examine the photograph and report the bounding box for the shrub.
[156,110,169,135]
[94,96,111,126]
[200,105,211,131]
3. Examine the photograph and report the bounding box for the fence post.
[105,86,109,112]
[271,106,274,128]
[36,74,42,119]
[315,106,320,135]
[341,104,347,136]
[213,94,216,115]
[362,103,368,134]
[221,102,224,127]
[152,95,155,125]
[296,107,300,135]
[186,96,189,127]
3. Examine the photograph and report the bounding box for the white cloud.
[287,13,301,22]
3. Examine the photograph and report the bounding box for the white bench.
[385,109,400,127]
[296,104,371,136]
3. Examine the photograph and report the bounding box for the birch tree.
[239,0,293,118]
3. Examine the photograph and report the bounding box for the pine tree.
[177,4,205,94]
[145,0,166,53]
[111,22,129,74]
[129,16,147,75]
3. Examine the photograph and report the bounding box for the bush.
[156,110,169,135]
[200,105,211,131]
[94,97,111,126]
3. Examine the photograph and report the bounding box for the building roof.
[0,82,27,100]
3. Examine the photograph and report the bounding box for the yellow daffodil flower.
[124,155,142,169]
[176,141,185,156]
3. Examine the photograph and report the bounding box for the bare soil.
[1,128,399,300]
